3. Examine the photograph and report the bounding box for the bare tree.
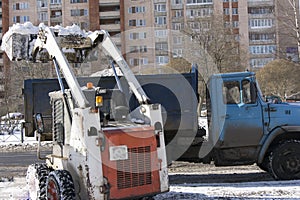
[256,59,300,100]
[182,12,243,73]
[276,0,300,61]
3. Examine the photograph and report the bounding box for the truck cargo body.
[23,70,199,162]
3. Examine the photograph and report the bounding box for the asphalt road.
[0,151,51,177]
[0,151,41,166]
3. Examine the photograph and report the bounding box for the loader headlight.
[96,96,103,107]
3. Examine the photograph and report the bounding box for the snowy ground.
[0,131,300,199]
[1,175,300,199]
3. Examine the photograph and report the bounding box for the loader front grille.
[116,146,152,189]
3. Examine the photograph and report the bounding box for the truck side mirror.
[34,113,44,134]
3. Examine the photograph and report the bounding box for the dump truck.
[2,23,169,199]
[24,63,300,181]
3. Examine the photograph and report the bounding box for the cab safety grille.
[117,146,152,189]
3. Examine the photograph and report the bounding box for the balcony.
[49,3,62,9]
[248,13,275,19]
[100,24,121,32]
[99,0,119,6]
[100,11,120,19]
[186,2,213,8]
[171,4,183,10]
[50,15,62,22]
[248,0,274,7]
[154,0,166,3]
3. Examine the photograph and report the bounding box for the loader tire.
[269,140,300,180]
[46,170,75,200]
[26,163,51,200]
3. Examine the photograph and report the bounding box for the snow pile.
[1,22,93,61]
[90,67,123,77]
[54,24,88,37]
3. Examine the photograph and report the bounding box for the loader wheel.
[26,163,51,199]
[269,140,300,180]
[46,170,75,200]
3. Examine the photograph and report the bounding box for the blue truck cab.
[204,71,300,180]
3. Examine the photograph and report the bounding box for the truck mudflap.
[101,126,163,199]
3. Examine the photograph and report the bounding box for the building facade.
[2,0,300,72]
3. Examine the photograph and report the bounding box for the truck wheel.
[269,140,300,180]
[26,163,51,199]
[46,170,75,200]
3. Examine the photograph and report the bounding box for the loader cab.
[95,88,129,124]
[81,85,130,126]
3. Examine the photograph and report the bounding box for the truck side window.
[223,81,241,104]
[242,80,256,104]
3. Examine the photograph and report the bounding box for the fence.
[0,117,25,143]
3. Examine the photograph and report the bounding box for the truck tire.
[269,140,300,180]
[46,170,75,200]
[26,163,51,199]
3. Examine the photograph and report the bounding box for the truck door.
[219,79,264,154]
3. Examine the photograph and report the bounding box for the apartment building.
[0,0,4,100]
[3,0,300,71]
[247,0,277,68]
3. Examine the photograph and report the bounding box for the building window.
[155,30,168,38]
[70,9,88,16]
[155,42,168,51]
[13,2,29,10]
[173,10,183,18]
[172,23,182,30]
[38,0,48,8]
[128,6,145,13]
[129,32,147,40]
[233,21,239,28]
[129,58,148,66]
[70,0,87,3]
[39,12,48,21]
[250,58,274,68]
[186,0,213,5]
[187,8,213,17]
[13,15,30,23]
[129,19,146,26]
[249,33,275,41]
[129,46,147,53]
[173,36,182,44]
[154,4,166,12]
[173,49,183,57]
[50,0,62,4]
[155,16,167,25]
[249,19,274,28]
[249,45,276,54]
[156,56,169,65]
[232,8,238,15]
[223,8,229,15]
[249,7,273,15]
[71,9,88,16]
[172,0,182,4]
